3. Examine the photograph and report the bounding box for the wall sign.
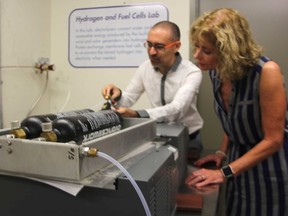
[68,4,168,68]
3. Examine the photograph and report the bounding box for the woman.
[185,8,288,216]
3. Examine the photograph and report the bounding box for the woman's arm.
[193,133,230,168]
[230,61,286,176]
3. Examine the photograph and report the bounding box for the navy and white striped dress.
[210,56,288,216]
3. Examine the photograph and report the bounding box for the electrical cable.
[26,70,49,117]
[58,88,71,112]
[0,66,34,69]
[96,151,152,216]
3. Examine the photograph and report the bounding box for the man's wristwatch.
[221,165,234,178]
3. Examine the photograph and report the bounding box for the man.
[102,21,203,159]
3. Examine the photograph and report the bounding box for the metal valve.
[35,57,55,73]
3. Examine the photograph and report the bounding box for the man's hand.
[102,84,121,101]
[114,107,139,117]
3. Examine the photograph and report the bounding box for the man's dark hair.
[152,21,181,41]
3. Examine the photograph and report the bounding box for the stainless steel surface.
[0,118,156,181]
[0,143,179,216]
[80,141,157,189]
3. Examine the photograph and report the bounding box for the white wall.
[49,0,192,113]
[0,0,51,128]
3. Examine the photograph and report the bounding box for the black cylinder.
[52,110,124,144]
[20,108,94,139]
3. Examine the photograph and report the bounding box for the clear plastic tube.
[97,151,152,216]
[26,70,49,117]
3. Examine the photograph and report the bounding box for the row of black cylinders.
[10,109,124,145]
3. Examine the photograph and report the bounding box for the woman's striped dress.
[210,56,288,216]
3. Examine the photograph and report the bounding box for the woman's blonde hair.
[190,8,263,80]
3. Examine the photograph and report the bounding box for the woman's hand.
[185,168,225,188]
[186,182,219,195]
[193,153,225,168]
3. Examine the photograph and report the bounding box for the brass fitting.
[81,147,98,157]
